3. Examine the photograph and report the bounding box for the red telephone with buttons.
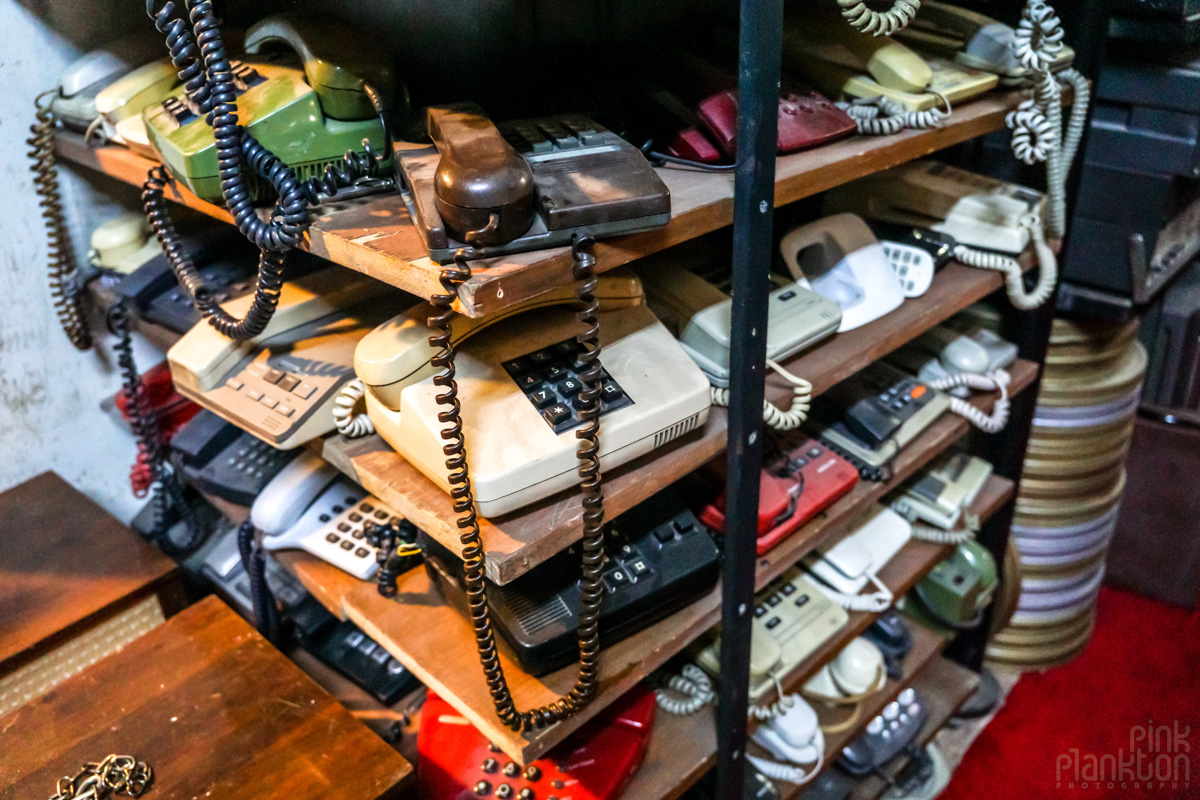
[700,438,859,555]
[417,687,656,800]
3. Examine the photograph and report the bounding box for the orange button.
[910,385,927,399]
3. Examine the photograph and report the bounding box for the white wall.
[0,0,161,521]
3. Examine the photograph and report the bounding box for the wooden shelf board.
[324,263,1034,586]
[55,91,1028,319]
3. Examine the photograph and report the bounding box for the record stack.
[987,319,1146,671]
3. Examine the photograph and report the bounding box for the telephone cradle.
[417,686,656,800]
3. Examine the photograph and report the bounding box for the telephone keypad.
[506,339,633,433]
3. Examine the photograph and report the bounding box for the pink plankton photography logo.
[1056,722,1191,791]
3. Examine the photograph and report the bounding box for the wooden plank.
[0,596,413,800]
[325,264,1033,586]
[54,91,1029,318]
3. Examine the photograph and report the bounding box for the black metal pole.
[716,1,783,798]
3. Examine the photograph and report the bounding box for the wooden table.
[0,472,182,675]
[0,596,414,800]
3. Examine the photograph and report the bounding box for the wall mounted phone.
[170,409,301,507]
[779,214,904,333]
[143,13,398,202]
[398,104,670,263]
[802,506,912,612]
[695,568,849,701]
[356,269,711,517]
[168,268,406,449]
[249,451,405,578]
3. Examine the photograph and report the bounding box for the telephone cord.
[655,664,714,716]
[332,379,375,438]
[952,213,1057,310]
[236,520,282,645]
[143,0,388,340]
[837,0,922,36]
[838,94,951,136]
[812,570,894,613]
[109,301,210,557]
[430,237,607,733]
[927,369,1011,434]
[748,675,802,722]
[28,91,92,351]
[747,747,824,786]
[910,518,978,544]
[710,360,812,432]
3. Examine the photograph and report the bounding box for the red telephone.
[113,361,201,496]
[700,438,859,555]
[418,687,656,800]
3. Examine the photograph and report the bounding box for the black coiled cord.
[28,91,92,351]
[109,302,211,557]
[237,520,282,645]
[429,236,607,732]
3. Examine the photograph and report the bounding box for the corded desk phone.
[422,488,720,676]
[838,688,927,777]
[170,410,301,507]
[808,362,951,475]
[639,242,843,387]
[892,451,993,533]
[398,104,671,263]
[249,451,405,578]
[356,269,711,517]
[889,323,1017,395]
[779,214,905,333]
[48,35,162,132]
[699,438,859,556]
[863,609,913,680]
[801,637,888,725]
[88,213,162,276]
[801,506,913,612]
[94,58,180,154]
[695,568,850,701]
[143,13,398,203]
[748,695,826,787]
[168,268,408,449]
[903,540,998,632]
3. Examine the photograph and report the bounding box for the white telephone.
[748,696,826,787]
[168,268,407,449]
[803,506,912,612]
[892,451,993,537]
[249,451,404,578]
[823,160,1058,310]
[779,214,905,333]
[355,269,711,517]
[49,34,162,132]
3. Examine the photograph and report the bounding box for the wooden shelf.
[323,264,1035,586]
[55,90,1029,319]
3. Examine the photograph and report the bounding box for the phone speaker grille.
[511,594,572,637]
[653,413,702,449]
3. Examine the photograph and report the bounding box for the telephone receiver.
[89,212,160,274]
[356,268,644,410]
[779,213,904,332]
[250,451,340,536]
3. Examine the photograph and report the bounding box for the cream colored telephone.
[356,269,711,517]
[169,268,405,449]
[94,59,180,154]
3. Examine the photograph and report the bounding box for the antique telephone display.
[779,214,905,333]
[169,410,301,506]
[356,268,711,517]
[421,489,720,676]
[869,222,958,298]
[747,695,826,787]
[808,362,951,478]
[802,637,888,733]
[140,6,400,342]
[902,540,998,632]
[802,506,912,612]
[838,687,928,777]
[168,269,406,449]
[640,242,841,431]
[823,160,1059,310]
[695,568,850,701]
[891,451,993,541]
[398,104,670,263]
[699,438,859,556]
[88,212,163,276]
[863,609,912,680]
[248,451,406,578]
[418,687,656,800]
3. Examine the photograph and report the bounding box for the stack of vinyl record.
[987,318,1145,671]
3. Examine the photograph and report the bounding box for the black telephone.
[399,103,671,263]
[420,489,720,676]
[169,409,301,507]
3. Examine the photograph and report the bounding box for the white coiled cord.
[837,0,922,35]
[953,211,1058,310]
[748,674,802,722]
[332,379,375,438]
[812,571,894,613]
[928,369,1011,433]
[911,517,979,544]
[711,360,812,431]
[748,745,825,786]
[655,664,715,716]
[839,94,952,137]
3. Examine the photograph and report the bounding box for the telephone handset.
[94,59,179,154]
[89,212,162,275]
[801,637,888,727]
[889,323,1017,392]
[49,34,163,130]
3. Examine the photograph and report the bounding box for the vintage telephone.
[779,214,905,333]
[47,34,162,131]
[781,15,998,113]
[838,687,927,777]
[748,696,826,787]
[870,222,959,298]
[422,488,720,676]
[168,268,407,449]
[801,637,889,733]
[94,58,180,154]
[695,568,849,701]
[398,104,670,263]
[169,409,301,507]
[802,506,912,612]
[88,212,162,275]
[700,438,859,556]
[809,362,951,478]
[248,451,406,578]
[863,609,912,680]
[356,269,711,517]
[823,160,1059,310]
[892,451,993,537]
[902,540,998,632]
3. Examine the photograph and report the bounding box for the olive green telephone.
[143,13,404,202]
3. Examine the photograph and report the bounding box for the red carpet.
[943,587,1199,800]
